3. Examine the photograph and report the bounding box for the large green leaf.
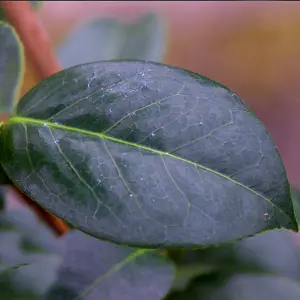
[167,273,300,300]
[0,208,64,298]
[0,60,297,248]
[0,21,24,113]
[46,230,174,300]
[57,13,166,68]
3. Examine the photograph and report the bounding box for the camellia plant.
[1,2,300,300]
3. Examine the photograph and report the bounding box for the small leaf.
[57,13,166,68]
[0,21,24,113]
[0,60,297,248]
[0,208,64,298]
[46,230,174,300]
[167,273,300,300]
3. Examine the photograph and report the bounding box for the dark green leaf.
[291,187,300,223]
[171,264,216,292]
[0,208,64,298]
[46,230,174,300]
[0,21,24,113]
[57,13,166,68]
[0,8,5,21]
[0,122,10,186]
[0,60,297,248]
[167,273,300,300]
[0,166,9,185]
[0,122,9,211]
[0,186,5,211]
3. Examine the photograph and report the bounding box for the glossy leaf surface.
[0,22,24,113]
[0,60,297,248]
[57,13,166,68]
[46,230,174,300]
[0,208,64,298]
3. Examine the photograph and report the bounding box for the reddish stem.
[2,1,69,236]
[1,1,60,79]
[13,189,69,236]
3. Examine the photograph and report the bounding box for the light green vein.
[103,84,185,134]
[103,141,163,226]
[6,116,292,222]
[103,92,180,134]
[47,127,126,227]
[160,155,190,225]
[47,73,141,121]
[169,120,234,153]
[74,249,150,300]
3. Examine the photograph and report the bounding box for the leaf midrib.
[6,116,291,220]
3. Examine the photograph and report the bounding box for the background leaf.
[57,13,166,68]
[167,273,300,300]
[168,229,300,294]
[1,60,297,248]
[0,206,64,299]
[0,21,24,113]
[46,230,175,300]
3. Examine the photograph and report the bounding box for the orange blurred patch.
[20,55,40,97]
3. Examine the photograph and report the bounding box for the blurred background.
[28,1,299,191]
